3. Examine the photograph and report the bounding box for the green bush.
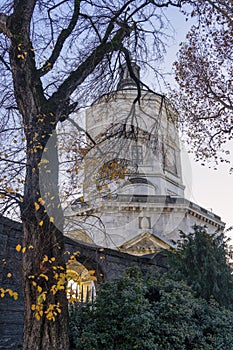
[147,273,233,350]
[69,267,233,350]
[69,267,154,349]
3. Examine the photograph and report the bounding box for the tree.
[167,225,233,307]
[0,1,184,349]
[173,0,233,167]
[69,267,233,350]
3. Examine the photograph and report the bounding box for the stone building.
[64,63,224,254]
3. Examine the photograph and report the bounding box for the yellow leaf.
[28,245,34,249]
[50,257,55,261]
[34,202,40,211]
[38,197,45,205]
[7,273,12,278]
[35,313,41,321]
[37,286,42,293]
[31,304,36,310]
[13,292,18,300]
[39,221,43,227]
[43,255,48,262]
[22,247,26,253]
[50,285,57,295]
[46,311,53,319]
[40,273,48,281]
[32,281,37,287]
[16,244,21,252]
[40,293,46,302]
[49,217,54,223]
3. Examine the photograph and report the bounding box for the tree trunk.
[21,132,69,350]
[22,219,69,350]
[6,12,70,346]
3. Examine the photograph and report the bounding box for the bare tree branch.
[49,25,133,118]
[0,13,11,37]
[38,0,81,77]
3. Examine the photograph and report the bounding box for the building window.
[163,145,177,175]
[139,216,151,229]
[131,145,143,165]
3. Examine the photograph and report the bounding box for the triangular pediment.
[119,232,170,256]
[66,229,94,244]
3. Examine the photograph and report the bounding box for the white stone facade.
[64,66,225,254]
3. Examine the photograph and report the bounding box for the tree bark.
[22,215,69,350]
[21,133,69,350]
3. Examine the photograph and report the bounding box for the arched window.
[66,262,96,303]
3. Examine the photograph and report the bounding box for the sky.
[157,7,233,239]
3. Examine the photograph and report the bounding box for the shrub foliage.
[69,226,233,349]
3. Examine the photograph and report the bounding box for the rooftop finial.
[117,62,140,90]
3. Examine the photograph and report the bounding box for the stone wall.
[0,217,24,350]
[0,217,166,349]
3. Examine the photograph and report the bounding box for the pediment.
[66,229,94,244]
[119,232,170,256]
